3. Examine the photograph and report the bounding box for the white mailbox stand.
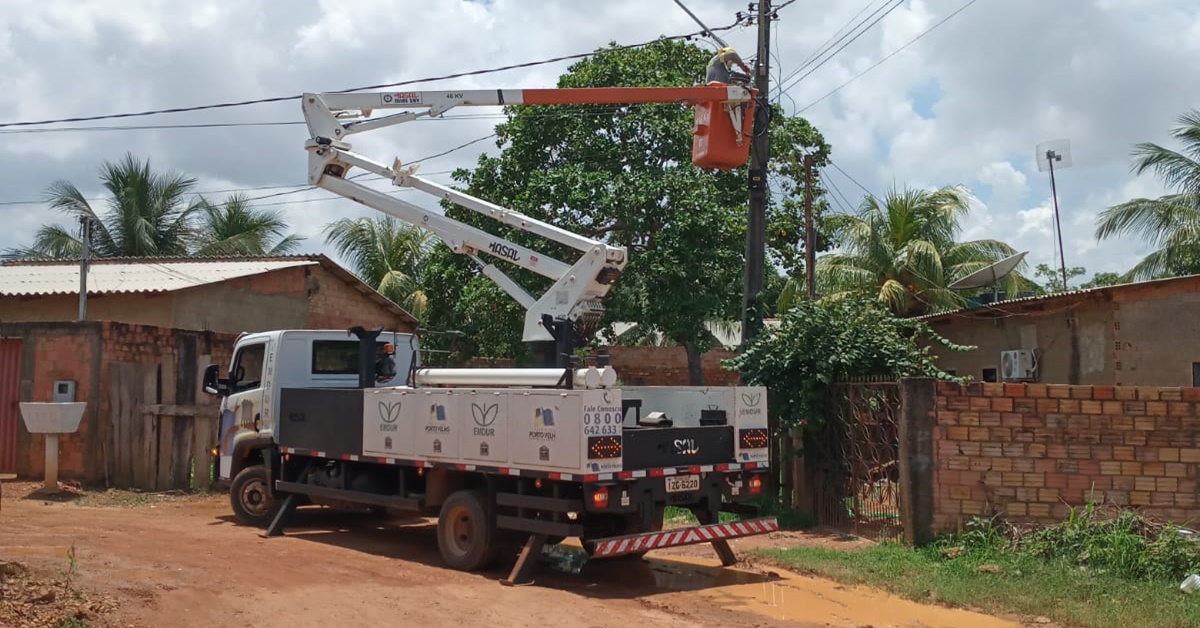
[19,402,85,491]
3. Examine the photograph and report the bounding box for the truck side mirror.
[202,364,226,396]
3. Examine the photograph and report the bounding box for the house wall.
[924,284,1200,386]
[0,293,174,327]
[0,263,414,336]
[931,381,1200,532]
[6,321,237,483]
[3,322,102,481]
[304,265,414,332]
[169,266,312,332]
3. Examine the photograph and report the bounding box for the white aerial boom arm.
[301,85,755,343]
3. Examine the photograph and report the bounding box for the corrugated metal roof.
[0,256,318,296]
[913,272,1200,322]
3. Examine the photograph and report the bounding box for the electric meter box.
[52,380,77,403]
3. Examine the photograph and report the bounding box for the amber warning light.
[739,428,768,449]
[587,436,622,459]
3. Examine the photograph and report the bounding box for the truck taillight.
[591,486,609,508]
[749,474,763,495]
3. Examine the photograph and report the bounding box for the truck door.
[217,340,268,480]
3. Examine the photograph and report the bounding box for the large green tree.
[1095,109,1200,280]
[420,38,829,381]
[324,216,435,321]
[814,184,1026,317]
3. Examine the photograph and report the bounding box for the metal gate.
[0,339,21,473]
[809,378,903,541]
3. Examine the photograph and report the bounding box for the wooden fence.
[107,357,219,491]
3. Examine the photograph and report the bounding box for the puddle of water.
[0,546,70,559]
[539,544,589,575]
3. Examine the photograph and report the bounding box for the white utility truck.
[203,80,775,585]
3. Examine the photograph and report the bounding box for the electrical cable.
[827,158,876,199]
[0,20,745,129]
[795,0,982,113]
[777,0,905,95]
[775,0,887,91]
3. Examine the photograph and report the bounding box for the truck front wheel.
[437,490,498,571]
[230,464,277,527]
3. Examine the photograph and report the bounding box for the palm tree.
[1094,109,1200,280]
[192,193,304,256]
[806,184,1024,317]
[7,153,200,259]
[323,215,435,320]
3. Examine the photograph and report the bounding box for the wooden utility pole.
[740,0,772,345]
[804,153,816,298]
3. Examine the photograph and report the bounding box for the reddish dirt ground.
[0,482,1019,628]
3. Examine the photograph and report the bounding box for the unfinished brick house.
[917,274,1200,387]
[0,255,418,486]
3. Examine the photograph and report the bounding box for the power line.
[777,0,905,96]
[0,104,714,135]
[828,158,876,199]
[0,168,456,209]
[796,0,982,113]
[782,0,878,89]
[0,21,745,130]
[817,170,855,215]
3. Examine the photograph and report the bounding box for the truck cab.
[204,329,417,485]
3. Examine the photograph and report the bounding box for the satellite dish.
[949,251,1028,290]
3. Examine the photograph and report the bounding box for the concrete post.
[44,434,59,491]
[899,377,936,546]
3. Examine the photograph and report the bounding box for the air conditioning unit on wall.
[1001,349,1037,381]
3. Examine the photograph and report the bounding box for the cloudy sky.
[2,0,1197,285]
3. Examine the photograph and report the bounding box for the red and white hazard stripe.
[589,517,778,558]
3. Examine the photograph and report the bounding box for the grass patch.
[754,503,1200,628]
[664,506,738,525]
[757,543,1199,628]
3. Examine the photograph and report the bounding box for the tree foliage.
[1094,109,1200,280]
[323,215,435,321]
[420,38,829,373]
[725,295,970,430]
[812,184,1027,317]
[1031,263,1125,294]
[193,193,304,256]
[7,152,304,259]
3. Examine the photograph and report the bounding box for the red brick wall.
[465,346,743,386]
[12,321,238,482]
[601,346,741,386]
[18,327,99,480]
[933,381,1200,531]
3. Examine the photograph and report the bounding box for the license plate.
[665,474,700,493]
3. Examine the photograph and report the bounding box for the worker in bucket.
[706,47,752,85]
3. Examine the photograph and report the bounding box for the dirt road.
[0,483,1020,628]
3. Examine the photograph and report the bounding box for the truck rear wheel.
[230,464,277,527]
[437,489,498,571]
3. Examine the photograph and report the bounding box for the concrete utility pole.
[804,153,816,298]
[740,0,772,345]
[78,215,92,321]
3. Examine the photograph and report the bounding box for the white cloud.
[0,0,1197,286]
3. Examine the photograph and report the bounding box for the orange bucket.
[691,89,756,170]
